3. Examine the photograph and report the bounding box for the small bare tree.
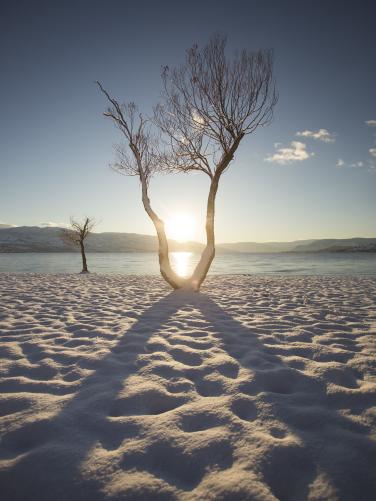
[60,217,95,273]
[98,35,277,290]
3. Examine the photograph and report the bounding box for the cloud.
[368,161,376,173]
[38,221,69,228]
[336,158,345,168]
[335,122,376,172]
[350,161,364,168]
[296,128,335,143]
[265,141,313,165]
[335,159,374,171]
[191,109,206,127]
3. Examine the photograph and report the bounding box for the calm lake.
[0,252,375,275]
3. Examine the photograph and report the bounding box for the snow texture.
[0,274,375,500]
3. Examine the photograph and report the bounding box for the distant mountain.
[0,226,204,253]
[0,224,14,229]
[220,238,376,253]
[218,240,315,253]
[290,238,376,253]
[0,226,375,253]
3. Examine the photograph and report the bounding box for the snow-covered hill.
[0,226,375,253]
[0,226,203,253]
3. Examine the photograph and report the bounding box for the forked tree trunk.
[139,171,218,292]
[80,241,89,273]
[138,138,242,291]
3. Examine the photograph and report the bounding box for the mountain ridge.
[0,226,375,253]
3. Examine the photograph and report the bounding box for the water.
[0,252,375,275]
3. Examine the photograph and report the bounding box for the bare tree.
[95,84,183,289]
[60,217,95,273]
[98,35,277,290]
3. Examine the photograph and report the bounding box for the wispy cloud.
[340,160,364,169]
[365,121,376,158]
[265,141,313,165]
[336,158,345,168]
[335,159,376,173]
[296,128,335,143]
[336,121,376,173]
[38,221,69,228]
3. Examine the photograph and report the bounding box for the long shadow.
[0,291,187,501]
[1,290,375,501]
[191,293,376,501]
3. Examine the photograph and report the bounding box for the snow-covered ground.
[0,274,375,500]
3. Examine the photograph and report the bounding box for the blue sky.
[1,0,375,242]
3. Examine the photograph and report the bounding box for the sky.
[1,0,375,243]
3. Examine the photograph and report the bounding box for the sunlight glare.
[165,213,196,242]
[170,252,192,277]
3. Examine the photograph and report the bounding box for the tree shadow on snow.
[1,289,375,501]
[194,293,376,501]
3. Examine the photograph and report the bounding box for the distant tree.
[98,35,277,290]
[60,217,95,273]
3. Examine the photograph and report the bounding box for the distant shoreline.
[1,226,376,254]
[1,252,375,275]
[1,249,376,254]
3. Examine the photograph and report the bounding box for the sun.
[165,213,196,242]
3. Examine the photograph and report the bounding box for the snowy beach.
[0,273,375,500]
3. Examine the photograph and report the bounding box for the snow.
[0,273,375,500]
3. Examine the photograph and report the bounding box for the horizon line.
[1,225,376,245]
